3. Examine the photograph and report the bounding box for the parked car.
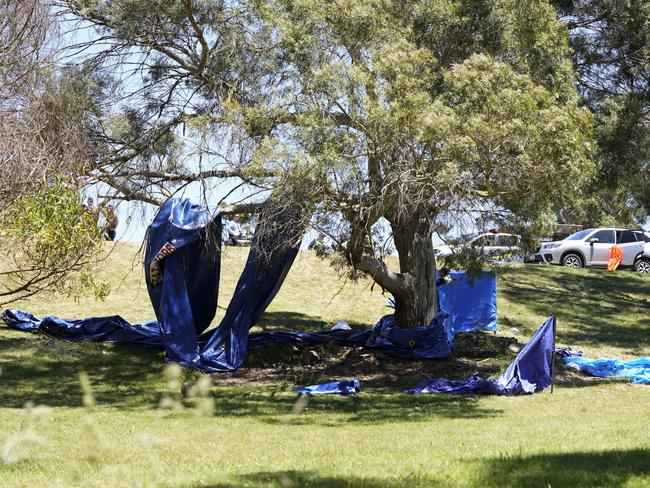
[633,231,650,273]
[524,224,584,264]
[433,232,522,259]
[539,228,646,269]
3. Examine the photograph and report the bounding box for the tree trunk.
[390,218,438,328]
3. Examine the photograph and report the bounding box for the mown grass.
[0,243,649,487]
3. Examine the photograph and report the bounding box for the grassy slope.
[0,244,649,487]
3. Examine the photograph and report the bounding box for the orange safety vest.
[607,245,623,271]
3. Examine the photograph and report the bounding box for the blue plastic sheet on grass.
[407,315,556,395]
[563,357,650,384]
[438,271,497,336]
[2,309,163,347]
[296,378,361,395]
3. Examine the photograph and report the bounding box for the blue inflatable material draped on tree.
[2,197,516,373]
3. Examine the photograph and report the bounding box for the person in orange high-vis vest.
[608,245,623,271]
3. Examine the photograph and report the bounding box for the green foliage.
[268,0,595,251]
[558,0,650,224]
[4,180,101,263]
[65,0,598,324]
[0,179,104,303]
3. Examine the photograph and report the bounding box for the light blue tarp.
[296,379,361,395]
[407,315,555,395]
[438,271,497,336]
[563,357,650,384]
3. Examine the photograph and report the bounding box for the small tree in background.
[0,0,105,303]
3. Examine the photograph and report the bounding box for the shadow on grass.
[477,448,650,487]
[198,470,450,487]
[0,329,500,423]
[0,333,166,409]
[499,266,650,352]
[209,387,501,426]
[198,449,650,487]
[255,311,368,332]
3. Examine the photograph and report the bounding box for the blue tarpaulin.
[407,315,556,395]
[3,198,501,372]
[145,198,301,372]
[247,312,452,359]
[2,310,163,347]
[438,271,497,335]
[563,357,650,384]
[296,379,361,395]
[2,198,301,373]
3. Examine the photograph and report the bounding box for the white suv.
[539,228,646,269]
[633,231,650,273]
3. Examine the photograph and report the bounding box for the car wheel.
[635,258,650,273]
[562,253,583,268]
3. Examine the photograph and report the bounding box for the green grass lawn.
[0,244,649,487]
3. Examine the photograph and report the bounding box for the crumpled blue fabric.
[563,357,650,384]
[296,379,361,395]
[147,199,301,372]
[247,312,452,359]
[144,199,222,336]
[407,315,556,395]
[1,309,162,347]
[2,198,300,373]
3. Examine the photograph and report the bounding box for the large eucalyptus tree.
[63,0,594,327]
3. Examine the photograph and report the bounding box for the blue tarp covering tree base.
[563,357,650,384]
[387,271,498,336]
[407,315,556,395]
[247,312,451,359]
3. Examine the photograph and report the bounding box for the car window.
[498,235,519,246]
[591,230,615,244]
[566,229,592,241]
[472,235,496,247]
[634,232,650,243]
[617,230,638,244]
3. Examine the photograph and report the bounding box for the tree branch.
[355,256,404,293]
[220,201,267,215]
[183,0,209,74]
